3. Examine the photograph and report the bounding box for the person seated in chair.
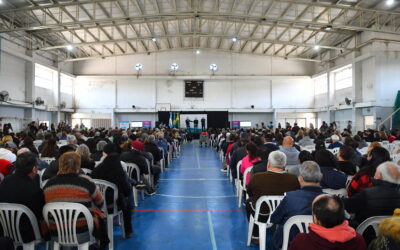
[270,161,324,250]
[246,151,300,240]
[314,149,347,190]
[344,162,400,229]
[289,194,366,250]
[279,136,300,166]
[337,145,357,175]
[91,149,133,237]
[43,152,109,249]
[328,135,342,149]
[0,152,46,243]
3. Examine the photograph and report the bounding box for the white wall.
[0,37,74,126]
[72,51,317,127]
[230,113,273,127]
[73,51,315,76]
[74,76,313,111]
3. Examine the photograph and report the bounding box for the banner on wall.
[143,121,152,128]
[119,121,130,129]
[231,121,240,129]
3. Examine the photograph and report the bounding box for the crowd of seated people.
[0,121,184,249]
[214,122,400,249]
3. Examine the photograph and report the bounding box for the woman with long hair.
[40,138,59,158]
[76,144,95,170]
[347,146,391,197]
[23,136,39,155]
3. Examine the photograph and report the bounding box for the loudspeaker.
[132,105,136,108]
[251,105,254,109]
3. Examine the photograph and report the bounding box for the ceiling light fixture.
[66,44,74,51]
[209,63,218,73]
[386,0,395,6]
[135,63,143,71]
[196,50,201,54]
[232,37,238,42]
[151,37,157,42]
[170,63,179,71]
[314,45,320,51]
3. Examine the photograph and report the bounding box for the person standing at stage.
[194,118,199,131]
[185,118,191,130]
[201,117,206,131]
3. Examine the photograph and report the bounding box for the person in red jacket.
[289,194,366,250]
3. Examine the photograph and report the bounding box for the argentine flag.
[169,112,173,128]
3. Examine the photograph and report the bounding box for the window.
[334,65,352,90]
[61,74,73,94]
[314,74,328,95]
[35,64,56,89]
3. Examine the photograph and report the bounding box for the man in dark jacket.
[344,162,400,224]
[270,161,324,250]
[0,152,45,243]
[120,146,149,175]
[144,135,161,164]
[261,133,279,152]
[229,135,249,179]
[289,194,366,250]
[337,145,357,175]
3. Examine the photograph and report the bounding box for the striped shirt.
[43,173,104,243]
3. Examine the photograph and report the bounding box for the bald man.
[279,136,300,165]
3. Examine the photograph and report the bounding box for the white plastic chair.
[238,166,253,208]
[144,159,155,189]
[246,195,285,250]
[37,169,47,189]
[40,157,55,165]
[356,216,390,237]
[33,140,43,151]
[43,202,95,250]
[235,160,243,196]
[158,147,165,172]
[392,154,400,164]
[125,162,145,207]
[226,155,233,182]
[0,203,42,250]
[323,188,348,198]
[332,147,340,155]
[93,179,125,250]
[281,215,313,250]
[81,168,92,175]
[346,175,353,188]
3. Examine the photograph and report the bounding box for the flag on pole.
[176,112,180,128]
[169,112,173,128]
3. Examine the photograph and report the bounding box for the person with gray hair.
[144,135,162,164]
[66,134,78,150]
[76,144,95,170]
[269,161,324,249]
[91,141,107,162]
[246,150,300,240]
[344,161,400,226]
